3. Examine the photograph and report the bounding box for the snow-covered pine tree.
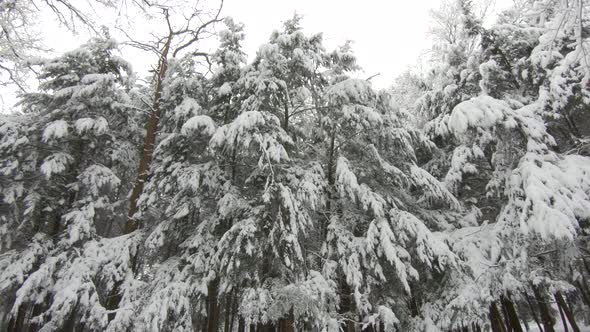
[420,1,590,330]
[112,20,249,331]
[0,37,142,331]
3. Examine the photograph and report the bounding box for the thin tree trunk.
[208,278,221,332]
[501,293,523,332]
[237,317,245,332]
[256,322,274,332]
[490,301,507,332]
[576,279,590,306]
[278,309,294,332]
[555,291,580,332]
[126,29,173,234]
[500,296,514,332]
[522,317,530,331]
[557,302,569,332]
[579,274,590,305]
[524,291,544,332]
[583,258,590,277]
[339,281,355,332]
[7,303,28,332]
[224,293,233,332]
[531,284,555,332]
[323,127,336,240]
[229,291,238,332]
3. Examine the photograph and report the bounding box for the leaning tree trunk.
[557,302,569,332]
[501,293,523,332]
[523,291,544,332]
[500,297,513,332]
[489,301,507,332]
[555,291,580,332]
[531,284,555,332]
[126,30,173,234]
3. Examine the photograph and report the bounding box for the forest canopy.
[1,0,590,331]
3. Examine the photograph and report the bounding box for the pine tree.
[0,37,142,331]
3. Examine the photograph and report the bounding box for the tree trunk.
[278,309,294,332]
[523,291,543,332]
[208,278,221,332]
[229,291,238,332]
[522,318,529,332]
[557,302,569,332]
[500,296,513,332]
[489,301,507,332]
[580,271,590,303]
[257,322,274,332]
[323,126,337,238]
[501,293,523,332]
[237,317,245,332]
[555,291,580,332]
[531,284,555,332]
[126,30,173,234]
[224,293,233,332]
[7,303,28,332]
[584,258,590,276]
[339,281,355,332]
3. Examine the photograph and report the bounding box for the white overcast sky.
[2,0,512,111]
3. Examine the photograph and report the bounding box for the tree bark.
[500,296,513,332]
[501,293,523,332]
[557,302,569,332]
[584,258,590,276]
[523,291,543,332]
[578,274,590,305]
[278,309,294,332]
[256,322,274,332]
[208,278,221,332]
[489,301,507,332]
[224,293,233,332]
[339,281,355,332]
[126,29,173,234]
[323,126,337,240]
[237,317,245,332]
[531,284,555,332]
[554,291,580,332]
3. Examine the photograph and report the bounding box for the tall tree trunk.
[208,278,221,332]
[522,317,530,332]
[575,279,590,306]
[500,296,513,332]
[323,127,337,240]
[473,323,482,332]
[230,291,239,332]
[257,322,275,332]
[224,293,233,332]
[584,258,590,276]
[339,281,355,332]
[531,284,555,332]
[523,291,543,332]
[489,301,507,332]
[126,30,173,234]
[237,317,245,332]
[501,293,523,332]
[278,309,294,332]
[557,302,569,332]
[7,303,28,332]
[555,291,580,332]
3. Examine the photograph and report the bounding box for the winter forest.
[1,0,590,331]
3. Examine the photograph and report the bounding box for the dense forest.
[1,0,590,331]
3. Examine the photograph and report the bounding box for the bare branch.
[171,0,224,57]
